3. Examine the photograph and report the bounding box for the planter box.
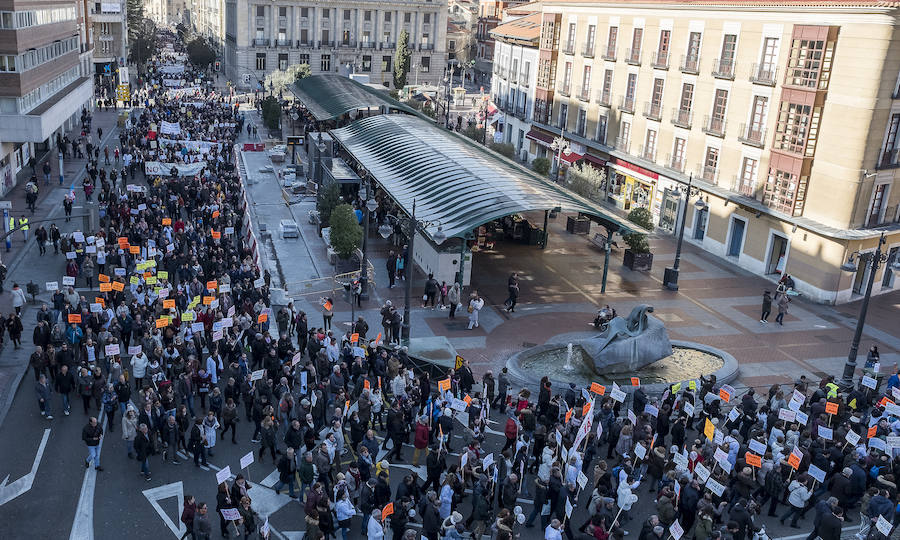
[623,249,653,271]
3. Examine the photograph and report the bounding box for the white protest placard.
[714,447,729,465]
[460,451,468,469]
[216,465,232,485]
[62,276,76,286]
[887,436,900,450]
[669,521,684,540]
[846,430,861,446]
[644,404,659,417]
[451,398,468,412]
[87,235,95,244]
[227,305,235,318]
[862,375,878,389]
[220,508,240,521]
[221,317,233,328]
[876,515,894,536]
[792,389,805,404]
[114,267,126,276]
[212,321,223,332]
[240,451,254,470]
[251,369,265,381]
[158,288,169,299]
[209,299,219,310]
[191,322,204,333]
[292,353,303,367]
[694,462,711,483]
[610,388,626,403]
[683,402,694,417]
[714,430,724,445]
[90,303,102,313]
[260,517,269,537]
[105,344,120,356]
[818,426,833,441]
[787,398,803,412]
[482,453,495,469]
[46,281,59,291]
[728,408,740,422]
[796,411,809,426]
[870,437,887,451]
[874,362,881,373]
[886,403,900,417]
[219,283,231,293]
[212,330,223,342]
[73,232,85,243]
[86,245,96,253]
[352,347,366,358]
[706,478,726,497]
[673,451,689,468]
[299,371,308,393]
[892,387,900,402]
[807,464,826,484]
[565,498,573,518]
[128,345,142,355]
[65,251,76,260]
[634,443,647,460]
[224,227,235,235]
[577,470,589,490]
[748,439,767,455]
[253,278,265,288]
[778,408,797,422]
[627,409,637,426]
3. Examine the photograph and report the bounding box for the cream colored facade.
[190,0,225,53]
[529,0,900,304]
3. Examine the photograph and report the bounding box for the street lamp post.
[550,136,571,183]
[359,177,377,302]
[664,173,706,291]
[839,233,900,387]
[444,67,452,129]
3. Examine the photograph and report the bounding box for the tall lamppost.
[839,232,900,387]
[551,136,571,183]
[664,173,707,291]
[443,66,452,129]
[379,200,446,344]
[359,177,377,302]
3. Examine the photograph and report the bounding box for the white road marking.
[0,428,50,506]
[142,481,186,537]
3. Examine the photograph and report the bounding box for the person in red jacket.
[503,415,519,452]
[412,416,430,466]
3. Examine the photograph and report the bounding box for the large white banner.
[158,138,222,154]
[162,78,186,87]
[144,161,207,176]
[165,87,202,99]
[159,64,185,74]
[159,121,181,135]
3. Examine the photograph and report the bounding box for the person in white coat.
[616,474,640,523]
[366,509,384,540]
[202,409,220,456]
[466,292,484,330]
[10,283,26,315]
[131,350,149,390]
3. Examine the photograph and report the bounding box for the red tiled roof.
[490,12,543,41]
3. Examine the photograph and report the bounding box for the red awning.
[487,103,498,115]
[525,128,554,146]
[583,154,607,168]
[559,152,584,165]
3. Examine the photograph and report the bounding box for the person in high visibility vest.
[18,215,28,241]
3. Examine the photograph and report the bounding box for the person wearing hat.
[367,509,384,540]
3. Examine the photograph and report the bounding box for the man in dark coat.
[135,423,153,480]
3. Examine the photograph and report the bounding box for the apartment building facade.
[224,0,449,90]
[490,12,539,161]
[528,0,900,304]
[190,0,225,53]
[0,0,94,196]
[91,1,127,75]
[474,0,526,85]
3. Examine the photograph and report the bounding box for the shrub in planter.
[622,207,654,271]
[532,157,551,177]
[329,203,363,261]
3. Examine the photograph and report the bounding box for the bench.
[589,232,609,250]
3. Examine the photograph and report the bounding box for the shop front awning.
[291,74,417,121]
[330,114,643,242]
[560,152,584,165]
[525,128,554,147]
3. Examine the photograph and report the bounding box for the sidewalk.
[0,107,123,428]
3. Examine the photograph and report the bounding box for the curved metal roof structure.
[292,74,416,121]
[331,114,639,242]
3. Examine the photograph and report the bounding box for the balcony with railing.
[712,58,735,80]
[320,40,335,48]
[680,53,700,74]
[738,123,766,147]
[667,154,685,173]
[733,175,756,197]
[515,105,527,120]
[577,85,591,101]
[625,48,641,65]
[510,71,518,84]
[340,41,357,48]
[702,116,726,137]
[671,108,692,129]
[639,144,657,162]
[559,82,571,97]
[297,40,311,47]
[597,89,611,107]
[583,43,595,58]
[563,40,576,55]
[361,41,375,48]
[253,38,270,47]
[651,51,669,70]
[643,101,662,121]
[276,39,292,47]
[619,95,635,113]
[750,63,777,86]
[420,43,434,51]
[615,136,631,153]
[498,67,508,79]
[878,147,900,168]
[701,165,718,183]
[602,45,617,61]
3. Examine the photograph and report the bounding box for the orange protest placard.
[565,408,574,423]
[787,452,801,470]
[94,298,105,307]
[129,246,140,255]
[68,313,81,324]
[631,377,640,387]
[99,283,112,292]
[719,388,731,403]
[582,402,592,417]
[212,210,220,219]
[590,382,606,395]
[378,376,382,388]
[464,394,472,405]
[375,332,382,344]
[364,379,371,390]
[745,452,762,468]
[143,272,153,279]
[156,317,169,328]
[323,300,333,311]
[350,333,359,343]
[162,218,172,226]
[206,280,218,290]
[211,230,221,240]
[825,402,839,415]
[258,313,268,323]
[381,502,394,520]
[879,396,893,408]
[98,274,110,283]
[202,296,214,305]
[111,281,125,291]
[163,299,176,309]
[117,237,129,245]
[438,378,451,392]
[868,425,878,439]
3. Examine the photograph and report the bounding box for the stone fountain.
[583,305,672,374]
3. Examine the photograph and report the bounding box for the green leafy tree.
[260,96,281,130]
[126,0,145,42]
[393,30,411,89]
[566,162,607,202]
[622,207,654,254]
[489,143,516,160]
[532,157,551,177]
[329,204,363,259]
[186,38,216,68]
[317,182,342,226]
[128,18,157,66]
[265,63,311,95]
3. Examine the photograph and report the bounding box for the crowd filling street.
[8,30,900,540]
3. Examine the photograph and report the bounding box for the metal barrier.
[281,261,375,299]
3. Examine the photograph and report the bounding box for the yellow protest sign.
[158,271,168,280]
[704,418,715,441]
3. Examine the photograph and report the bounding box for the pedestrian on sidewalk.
[7,312,22,348]
[35,225,47,255]
[50,224,60,253]
[11,283,26,315]
[42,161,51,185]
[82,416,103,471]
[55,364,74,415]
[760,290,772,323]
[448,283,460,319]
[135,423,153,481]
[466,292,484,330]
[82,256,94,289]
[504,272,519,313]
[35,373,53,419]
[18,215,28,241]
[776,294,791,326]
[63,191,75,221]
[386,250,397,288]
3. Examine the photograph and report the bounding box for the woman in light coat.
[447,283,461,319]
[131,351,148,390]
[466,292,484,330]
[122,408,138,458]
[202,410,220,455]
[616,475,640,523]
